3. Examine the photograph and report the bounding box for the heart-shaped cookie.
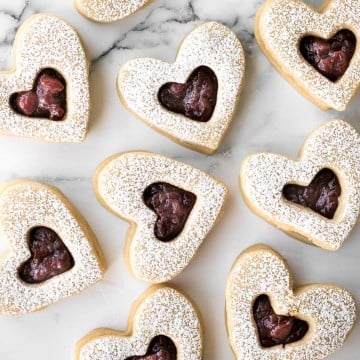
[240,120,360,250]
[226,244,356,359]
[0,14,90,142]
[94,151,228,283]
[255,0,360,111]
[117,22,245,154]
[76,285,203,360]
[74,0,152,23]
[0,180,105,315]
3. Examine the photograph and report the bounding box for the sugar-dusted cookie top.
[0,14,90,142]
[226,244,356,359]
[118,22,245,154]
[0,180,104,315]
[74,0,152,23]
[240,120,360,250]
[255,0,360,111]
[76,285,203,360]
[94,151,228,283]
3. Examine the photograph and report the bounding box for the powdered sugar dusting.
[95,151,227,283]
[256,0,360,111]
[78,286,203,360]
[226,245,356,359]
[240,120,360,250]
[74,0,151,23]
[118,22,245,154]
[0,14,90,142]
[0,181,104,315]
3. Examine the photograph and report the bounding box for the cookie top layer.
[118,22,245,154]
[0,14,90,142]
[94,151,227,283]
[77,285,203,360]
[0,180,104,315]
[226,244,356,359]
[256,0,360,111]
[240,120,360,250]
[74,0,151,23]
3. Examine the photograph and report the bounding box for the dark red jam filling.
[253,295,309,348]
[282,168,341,219]
[10,68,67,120]
[143,182,196,242]
[158,66,218,122]
[18,226,74,284]
[300,29,356,81]
[125,335,177,360]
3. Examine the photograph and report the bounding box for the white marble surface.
[0,0,359,359]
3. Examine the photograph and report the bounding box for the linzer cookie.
[240,120,360,251]
[94,151,227,283]
[0,14,90,142]
[76,285,203,360]
[74,0,152,23]
[226,244,356,359]
[117,22,245,154]
[0,180,104,315]
[255,0,360,111]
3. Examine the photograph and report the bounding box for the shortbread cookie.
[240,120,360,250]
[74,0,152,23]
[117,22,245,154]
[226,244,356,359]
[76,285,203,360]
[94,151,227,283]
[0,14,90,142]
[255,0,360,111]
[0,180,104,315]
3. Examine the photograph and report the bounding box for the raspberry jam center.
[18,226,74,284]
[253,295,309,348]
[282,168,341,219]
[158,66,218,122]
[300,30,356,81]
[125,335,177,360]
[143,182,196,242]
[10,68,67,120]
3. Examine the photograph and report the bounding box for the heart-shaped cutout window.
[10,68,67,121]
[300,29,356,82]
[125,335,177,360]
[158,66,218,122]
[253,295,309,348]
[18,226,74,284]
[143,182,196,242]
[282,168,341,219]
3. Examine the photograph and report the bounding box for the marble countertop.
[0,0,359,359]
